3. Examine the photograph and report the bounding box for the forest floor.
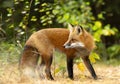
[0,63,120,84]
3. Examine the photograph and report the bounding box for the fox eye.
[71,38,77,42]
[78,28,81,33]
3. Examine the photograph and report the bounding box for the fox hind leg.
[44,54,54,80]
[37,56,45,79]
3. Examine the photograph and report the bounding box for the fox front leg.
[82,56,97,80]
[67,57,74,79]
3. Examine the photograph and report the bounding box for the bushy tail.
[19,45,39,79]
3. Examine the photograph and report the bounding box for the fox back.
[25,28,76,57]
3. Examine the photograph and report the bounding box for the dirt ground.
[0,63,120,84]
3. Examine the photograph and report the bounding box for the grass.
[0,63,120,84]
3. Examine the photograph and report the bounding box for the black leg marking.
[67,57,74,79]
[82,57,97,80]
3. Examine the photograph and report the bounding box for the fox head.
[63,24,95,52]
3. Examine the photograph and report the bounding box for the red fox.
[19,24,97,80]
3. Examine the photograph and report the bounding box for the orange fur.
[19,25,97,80]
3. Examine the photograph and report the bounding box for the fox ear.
[76,25,83,35]
[68,23,73,33]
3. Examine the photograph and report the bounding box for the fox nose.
[63,43,71,48]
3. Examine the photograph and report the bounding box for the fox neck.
[75,47,91,57]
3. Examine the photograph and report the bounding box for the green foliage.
[40,3,54,26]
[92,21,118,42]
[53,51,66,75]
[102,25,118,36]
[77,63,85,72]
[54,65,66,76]
[0,0,55,41]
[107,44,120,59]
[89,52,100,63]
[0,42,21,64]
[53,0,93,27]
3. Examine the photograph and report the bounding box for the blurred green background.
[0,0,120,65]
